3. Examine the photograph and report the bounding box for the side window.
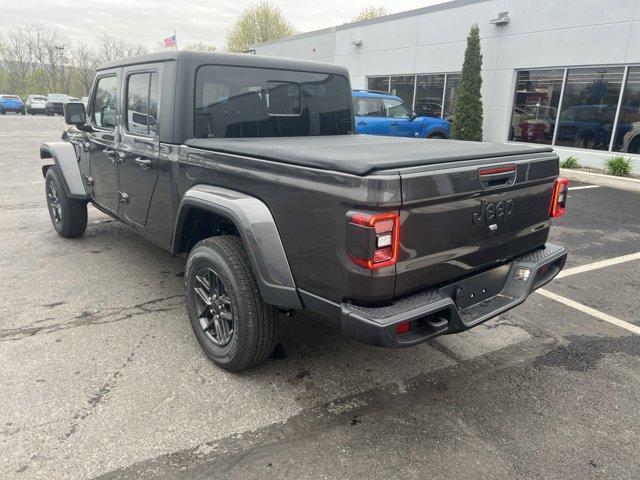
[92,76,118,128]
[355,98,383,117]
[126,72,159,136]
[383,98,410,118]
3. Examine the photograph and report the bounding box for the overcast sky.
[0,0,449,50]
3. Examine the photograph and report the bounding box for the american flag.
[164,34,176,48]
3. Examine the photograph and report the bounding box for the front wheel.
[45,166,88,238]
[20,109,26,115]
[185,236,277,372]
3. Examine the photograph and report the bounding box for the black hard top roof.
[97,51,349,76]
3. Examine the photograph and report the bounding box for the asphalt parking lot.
[1,114,639,480]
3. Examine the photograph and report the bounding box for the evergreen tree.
[452,24,483,141]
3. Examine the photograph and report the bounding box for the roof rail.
[352,89,391,95]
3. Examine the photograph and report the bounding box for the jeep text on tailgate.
[40,51,568,371]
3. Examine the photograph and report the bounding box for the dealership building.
[252,0,640,173]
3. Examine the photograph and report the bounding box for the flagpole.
[174,29,177,50]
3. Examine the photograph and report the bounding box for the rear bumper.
[1,105,24,112]
[341,243,567,348]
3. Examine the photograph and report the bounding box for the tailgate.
[395,151,559,297]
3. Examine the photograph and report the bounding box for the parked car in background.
[0,95,26,115]
[622,122,640,154]
[26,95,47,115]
[45,94,70,116]
[353,90,451,139]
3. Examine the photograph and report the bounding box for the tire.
[0,110,5,115]
[20,109,25,115]
[628,137,640,155]
[45,166,88,238]
[185,235,277,372]
[427,133,446,139]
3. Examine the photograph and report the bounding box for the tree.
[352,6,388,22]
[95,34,147,63]
[184,42,217,52]
[68,43,101,96]
[226,1,295,53]
[452,24,483,141]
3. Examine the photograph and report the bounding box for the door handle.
[104,148,125,164]
[390,122,400,126]
[134,157,153,170]
[357,121,367,125]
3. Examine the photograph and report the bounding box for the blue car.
[0,95,26,115]
[353,90,451,138]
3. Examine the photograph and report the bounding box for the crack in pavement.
[0,295,184,341]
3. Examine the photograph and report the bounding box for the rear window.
[4,95,20,100]
[194,65,352,138]
[47,94,68,102]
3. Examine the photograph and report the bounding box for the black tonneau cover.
[185,135,553,176]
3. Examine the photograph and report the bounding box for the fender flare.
[40,141,89,199]
[173,185,302,309]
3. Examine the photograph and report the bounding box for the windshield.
[47,94,68,102]
[33,96,46,101]
[4,95,20,100]
[195,65,352,138]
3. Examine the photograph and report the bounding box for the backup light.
[514,267,531,282]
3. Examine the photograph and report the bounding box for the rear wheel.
[185,236,276,372]
[628,137,640,155]
[427,133,447,139]
[45,166,87,238]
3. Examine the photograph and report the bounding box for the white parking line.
[569,185,600,190]
[536,288,640,335]
[557,252,640,279]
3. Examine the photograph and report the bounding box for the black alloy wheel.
[193,266,235,347]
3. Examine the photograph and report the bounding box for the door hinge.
[83,175,94,186]
[118,191,130,204]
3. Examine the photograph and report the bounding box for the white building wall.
[254,0,640,173]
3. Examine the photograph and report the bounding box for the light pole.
[55,45,65,93]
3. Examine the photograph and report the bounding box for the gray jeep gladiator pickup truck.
[41,51,568,371]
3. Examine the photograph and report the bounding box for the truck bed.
[185,135,553,176]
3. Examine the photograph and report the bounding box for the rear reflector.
[349,212,400,269]
[396,321,411,334]
[549,177,569,218]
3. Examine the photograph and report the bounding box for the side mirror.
[64,102,86,126]
[410,111,417,121]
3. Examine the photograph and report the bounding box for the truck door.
[88,73,120,212]
[115,69,160,226]
[354,97,388,135]
[383,98,415,137]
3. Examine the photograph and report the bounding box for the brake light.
[349,212,400,269]
[549,177,569,218]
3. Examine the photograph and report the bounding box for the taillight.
[348,212,400,269]
[549,177,569,218]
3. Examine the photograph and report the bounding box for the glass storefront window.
[510,69,564,145]
[367,76,390,93]
[555,67,624,150]
[613,67,640,153]
[415,74,445,117]
[442,74,460,121]
[390,75,416,109]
